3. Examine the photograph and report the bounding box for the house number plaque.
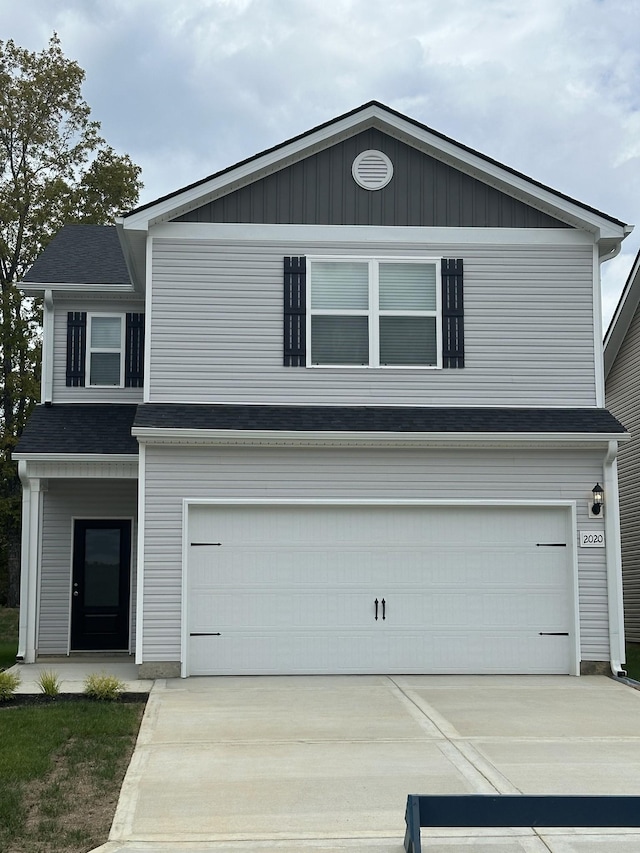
[580,531,605,547]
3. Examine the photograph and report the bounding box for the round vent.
[352,150,393,190]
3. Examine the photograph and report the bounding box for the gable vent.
[352,150,393,190]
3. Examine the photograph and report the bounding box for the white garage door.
[186,503,575,675]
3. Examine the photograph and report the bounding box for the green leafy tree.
[0,34,142,604]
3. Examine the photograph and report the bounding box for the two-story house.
[15,102,631,679]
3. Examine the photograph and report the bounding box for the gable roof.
[115,102,630,290]
[22,225,132,291]
[120,101,629,237]
[604,249,640,378]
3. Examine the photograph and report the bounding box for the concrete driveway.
[100,675,640,852]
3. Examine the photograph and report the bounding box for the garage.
[185,502,577,676]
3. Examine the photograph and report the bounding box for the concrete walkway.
[89,674,640,852]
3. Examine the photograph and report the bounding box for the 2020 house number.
[580,531,605,548]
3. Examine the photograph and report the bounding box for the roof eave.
[132,426,629,447]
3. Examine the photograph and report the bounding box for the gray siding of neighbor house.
[140,444,608,665]
[38,479,138,655]
[53,299,145,403]
[149,236,597,406]
[173,129,570,229]
[606,309,640,642]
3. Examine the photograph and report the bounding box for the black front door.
[71,520,131,651]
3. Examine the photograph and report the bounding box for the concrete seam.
[388,676,463,739]
[453,740,521,794]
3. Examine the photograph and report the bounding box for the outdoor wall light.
[591,483,604,516]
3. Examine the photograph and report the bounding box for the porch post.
[17,462,42,663]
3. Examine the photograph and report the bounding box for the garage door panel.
[189,631,570,675]
[191,548,566,587]
[187,504,574,675]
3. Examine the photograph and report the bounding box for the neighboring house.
[15,101,632,678]
[604,250,640,644]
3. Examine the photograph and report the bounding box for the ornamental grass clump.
[37,669,61,697]
[0,669,20,700]
[84,672,126,701]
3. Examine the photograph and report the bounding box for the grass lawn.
[0,699,145,853]
[0,607,19,669]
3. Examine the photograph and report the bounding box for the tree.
[0,34,143,604]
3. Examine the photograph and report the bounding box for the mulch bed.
[0,692,149,708]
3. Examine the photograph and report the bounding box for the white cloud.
[2,0,640,314]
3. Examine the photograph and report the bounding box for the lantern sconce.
[590,483,604,517]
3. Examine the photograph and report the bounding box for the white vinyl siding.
[38,479,138,655]
[606,306,640,642]
[140,444,607,665]
[52,299,145,402]
[149,236,596,405]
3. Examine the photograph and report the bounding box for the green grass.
[0,607,18,669]
[625,643,640,681]
[0,699,144,853]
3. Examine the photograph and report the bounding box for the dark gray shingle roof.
[16,404,138,455]
[134,404,627,435]
[22,225,130,285]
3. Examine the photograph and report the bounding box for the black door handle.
[382,598,386,620]
[374,598,379,620]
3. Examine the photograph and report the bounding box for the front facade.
[16,102,631,677]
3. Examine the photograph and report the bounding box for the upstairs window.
[307,258,441,367]
[88,315,124,386]
[66,312,144,388]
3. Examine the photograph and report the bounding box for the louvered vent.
[352,150,393,190]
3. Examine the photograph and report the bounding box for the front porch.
[6,658,152,693]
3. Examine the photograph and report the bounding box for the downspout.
[604,440,626,676]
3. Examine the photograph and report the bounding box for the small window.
[307,258,441,368]
[87,315,123,386]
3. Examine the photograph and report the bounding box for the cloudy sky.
[4,0,640,325]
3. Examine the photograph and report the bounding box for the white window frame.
[306,256,442,369]
[86,313,125,388]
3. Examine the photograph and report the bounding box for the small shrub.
[0,669,20,700]
[83,672,125,701]
[37,670,61,697]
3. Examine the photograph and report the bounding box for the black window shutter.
[284,256,306,367]
[441,259,464,368]
[125,313,145,387]
[66,312,87,387]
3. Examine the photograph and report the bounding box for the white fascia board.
[121,105,385,230]
[13,453,139,463]
[151,221,594,247]
[133,427,629,447]
[604,249,640,377]
[121,104,627,241]
[115,219,147,293]
[20,282,136,297]
[379,111,627,240]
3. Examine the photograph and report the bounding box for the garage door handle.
[381,598,386,620]
[374,598,379,620]
[539,632,569,636]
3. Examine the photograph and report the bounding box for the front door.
[71,520,131,651]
